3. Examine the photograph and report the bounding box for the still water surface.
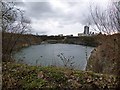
[14,44,94,70]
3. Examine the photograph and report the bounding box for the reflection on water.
[14,44,94,70]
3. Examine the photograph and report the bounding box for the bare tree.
[89,1,120,34]
[2,1,31,61]
[89,1,120,88]
[109,1,120,33]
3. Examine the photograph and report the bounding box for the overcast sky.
[13,0,111,36]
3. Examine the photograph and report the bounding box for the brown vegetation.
[86,33,120,75]
[2,33,42,61]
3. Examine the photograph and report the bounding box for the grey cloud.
[15,0,106,27]
[22,2,75,21]
[11,0,25,7]
[57,25,64,28]
[31,29,49,35]
[15,2,25,7]
[16,1,104,35]
[22,2,89,26]
[25,2,55,19]
[37,31,48,35]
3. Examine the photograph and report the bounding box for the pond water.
[14,44,94,70]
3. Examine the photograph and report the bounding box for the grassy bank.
[3,62,118,89]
